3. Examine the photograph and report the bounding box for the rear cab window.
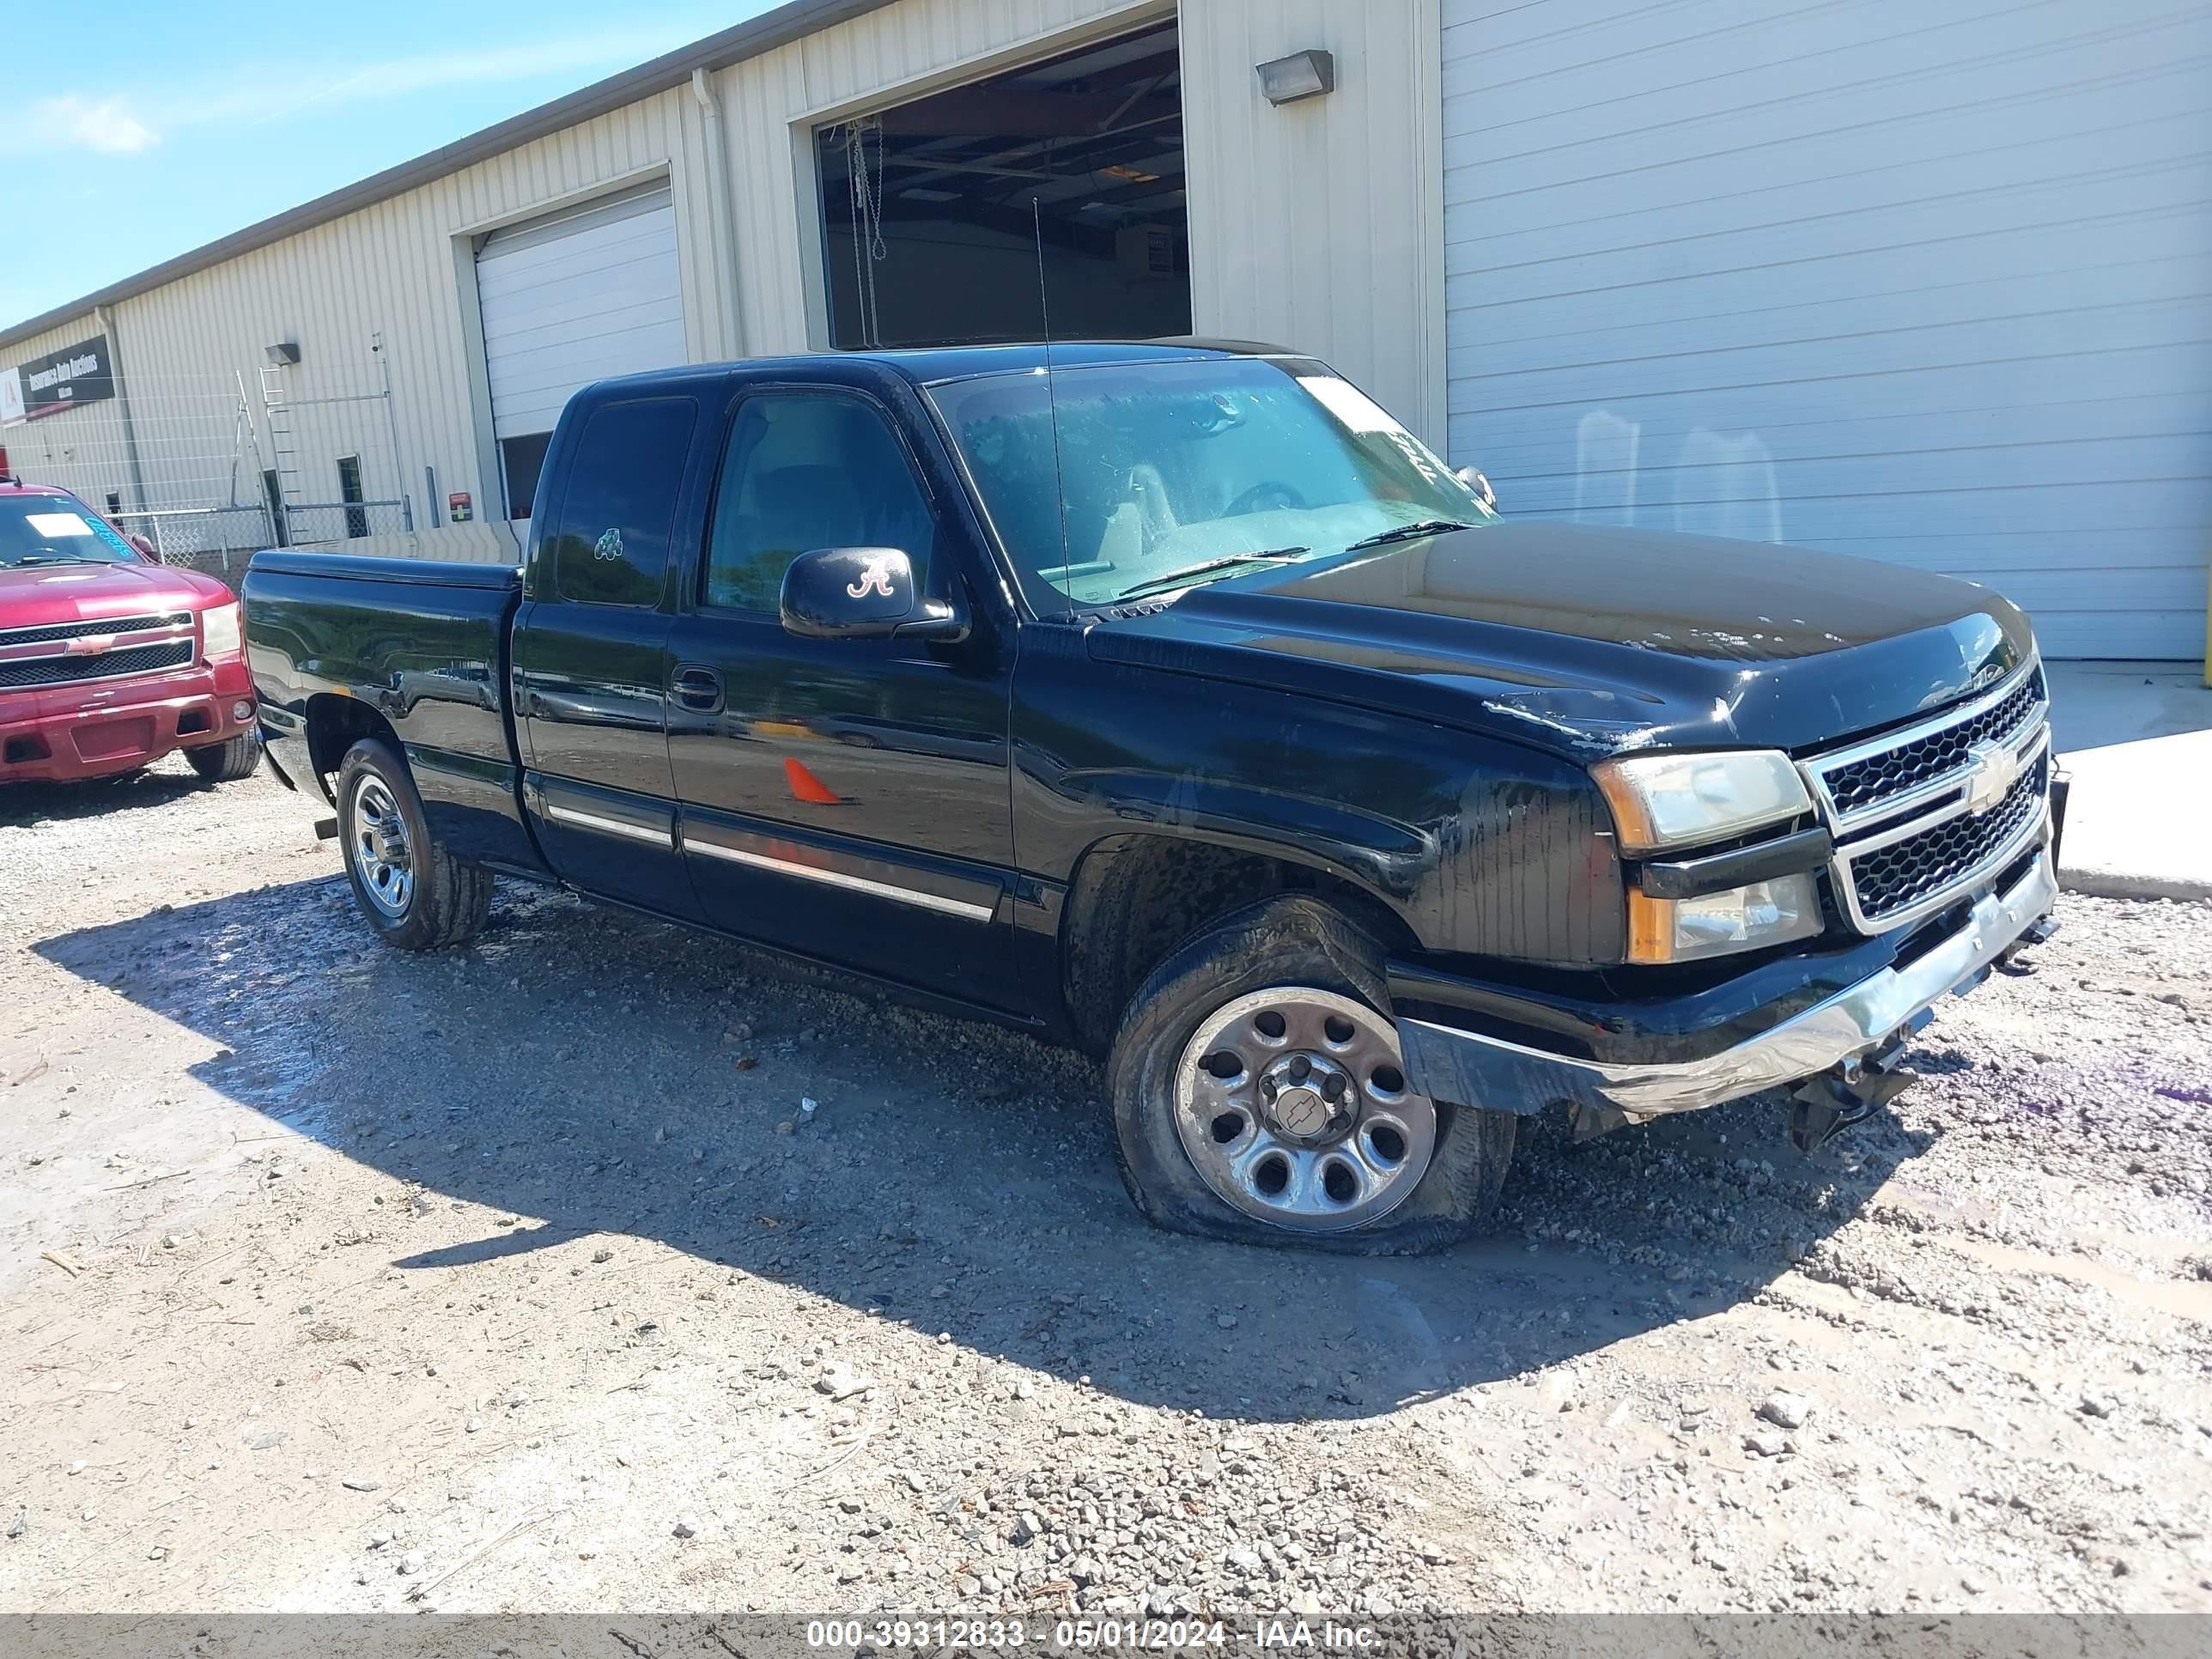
[545,397,699,606]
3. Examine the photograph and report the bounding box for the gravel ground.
[2,760,2209,1616]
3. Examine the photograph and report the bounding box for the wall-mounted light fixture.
[264,341,301,368]
[1255,50,1335,106]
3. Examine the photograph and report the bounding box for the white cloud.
[11,18,721,156]
[315,33,699,105]
[31,94,161,155]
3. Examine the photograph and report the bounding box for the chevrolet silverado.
[241,343,2063,1252]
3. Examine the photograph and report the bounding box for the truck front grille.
[1820,665,2045,819]
[0,611,193,648]
[0,637,195,690]
[1845,751,2049,927]
[1802,657,2052,934]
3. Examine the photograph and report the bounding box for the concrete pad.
[2045,661,2212,902]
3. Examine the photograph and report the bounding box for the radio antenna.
[1033,198,1074,600]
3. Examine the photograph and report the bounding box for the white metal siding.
[0,88,721,564]
[1441,0,2212,659]
[5,0,1449,565]
[476,185,685,441]
[1181,0,1446,447]
[20,0,1158,565]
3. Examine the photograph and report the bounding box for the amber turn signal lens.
[1626,874,1821,964]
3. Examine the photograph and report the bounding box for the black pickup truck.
[243,341,2061,1253]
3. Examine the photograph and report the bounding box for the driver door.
[664,376,1021,1010]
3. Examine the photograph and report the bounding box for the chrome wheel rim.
[349,775,414,920]
[1171,987,1437,1233]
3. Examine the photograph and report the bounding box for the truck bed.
[243,550,542,872]
[247,550,522,590]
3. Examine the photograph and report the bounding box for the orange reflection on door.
[782,757,844,805]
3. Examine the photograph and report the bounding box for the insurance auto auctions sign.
[5,333,114,421]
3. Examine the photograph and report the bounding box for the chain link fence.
[96,499,416,593]
[110,504,276,564]
[279,500,413,545]
[2,356,416,569]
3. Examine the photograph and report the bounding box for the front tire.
[335,737,491,951]
[1105,896,1516,1254]
[185,730,263,783]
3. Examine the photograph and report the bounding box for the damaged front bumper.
[1394,846,2058,1127]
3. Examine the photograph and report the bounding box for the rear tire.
[185,730,263,783]
[1104,895,1516,1254]
[335,737,491,951]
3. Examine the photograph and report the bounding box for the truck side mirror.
[127,532,161,562]
[1455,465,1497,510]
[779,546,968,644]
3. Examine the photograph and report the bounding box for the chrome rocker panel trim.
[1396,845,2057,1121]
[684,834,998,922]
[542,803,672,847]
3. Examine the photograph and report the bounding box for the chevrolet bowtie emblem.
[64,634,119,655]
[1963,738,2020,816]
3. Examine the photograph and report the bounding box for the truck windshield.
[926,356,1493,610]
[0,497,142,568]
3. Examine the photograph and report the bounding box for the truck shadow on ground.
[34,876,1921,1425]
[1,769,216,826]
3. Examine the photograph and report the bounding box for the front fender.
[1050,769,1436,901]
[1012,629,1626,965]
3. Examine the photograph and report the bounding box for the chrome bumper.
[1396,845,2058,1121]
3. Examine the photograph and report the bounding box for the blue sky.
[3,1,775,329]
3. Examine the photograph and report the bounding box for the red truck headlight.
[200,601,243,661]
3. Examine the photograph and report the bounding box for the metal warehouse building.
[3,0,2206,659]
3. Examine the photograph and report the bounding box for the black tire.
[185,730,263,783]
[1105,895,1516,1254]
[334,737,492,951]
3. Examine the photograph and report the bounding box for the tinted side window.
[550,397,698,607]
[703,392,935,612]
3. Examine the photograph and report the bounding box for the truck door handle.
[672,665,723,714]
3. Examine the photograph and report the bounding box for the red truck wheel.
[334,738,492,951]
[185,731,264,783]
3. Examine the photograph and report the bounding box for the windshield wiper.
[1109,548,1309,603]
[1340,519,1475,552]
[9,554,101,568]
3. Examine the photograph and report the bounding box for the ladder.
[229,371,279,551]
[258,362,303,526]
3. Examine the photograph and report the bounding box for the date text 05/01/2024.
[805,1619,1385,1650]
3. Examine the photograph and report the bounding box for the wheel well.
[304,695,399,786]
[1060,834,1417,1058]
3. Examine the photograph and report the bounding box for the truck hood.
[1085,521,2035,760]
[0,560,227,629]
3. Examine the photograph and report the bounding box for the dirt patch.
[2,762,2208,1613]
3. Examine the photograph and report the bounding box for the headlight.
[1592,750,1811,854]
[200,601,242,660]
[1627,873,1822,963]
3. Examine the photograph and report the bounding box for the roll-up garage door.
[1439,1,2212,659]
[476,181,686,520]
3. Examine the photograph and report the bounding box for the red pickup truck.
[1,476,261,786]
